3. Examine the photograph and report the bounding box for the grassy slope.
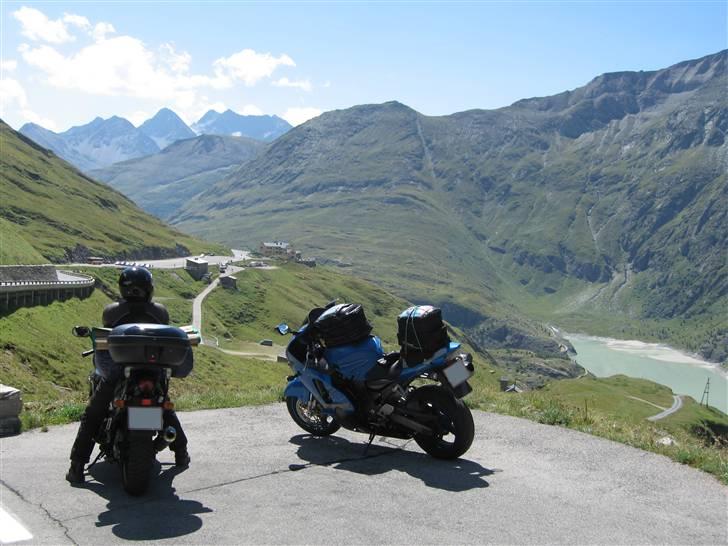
[0,120,224,264]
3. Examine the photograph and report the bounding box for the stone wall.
[0,265,58,282]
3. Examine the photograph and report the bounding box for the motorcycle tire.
[286,396,341,436]
[121,431,155,496]
[407,385,474,459]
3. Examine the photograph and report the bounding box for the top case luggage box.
[314,303,372,348]
[397,305,450,364]
[108,323,190,366]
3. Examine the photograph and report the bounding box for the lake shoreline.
[563,331,728,378]
[560,331,728,413]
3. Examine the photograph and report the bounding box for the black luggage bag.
[397,305,450,364]
[313,303,372,347]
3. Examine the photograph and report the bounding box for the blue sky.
[1,1,725,131]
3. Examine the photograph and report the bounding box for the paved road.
[191,265,243,333]
[68,250,249,270]
[1,406,725,545]
[647,395,684,421]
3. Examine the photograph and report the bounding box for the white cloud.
[92,22,116,42]
[11,7,305,127]
[19,35,297,122]
[159,43,190,73]
[273,77,312,92]
[1,59,18,72]
[12,7,115,45]
[63,14,91,30]
[213,49,295,86]
[0,77,57,129]
[13,7,76,43]
[282,107,322,126]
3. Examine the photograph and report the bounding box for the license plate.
[443,359,473,387]
[127,407,163,430]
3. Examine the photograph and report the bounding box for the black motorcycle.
[73,323,198,495]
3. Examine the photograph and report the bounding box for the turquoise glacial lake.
[565,334,727,414]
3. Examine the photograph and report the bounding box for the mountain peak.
[138,109,195,150]
[191,108,291,142]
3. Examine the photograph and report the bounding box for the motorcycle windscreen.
[324,336,384,381]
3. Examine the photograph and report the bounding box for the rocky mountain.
[91,134,264,219]
[192,109,291,141]
[138,108,196,149]
[171,50,727,361]
[19,116,160,171]
[0,120,216,264]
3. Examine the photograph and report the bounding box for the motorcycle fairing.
[285,368,355,416]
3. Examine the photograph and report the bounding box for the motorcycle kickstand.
[363,433,376,456]
[86,450,104,471]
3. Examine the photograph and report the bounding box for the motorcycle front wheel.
[408,385,474,459]
[121,430,155,496]
[286,396,341,436]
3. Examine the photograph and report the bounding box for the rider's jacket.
[102,301,169,328]
[95,300,191,379]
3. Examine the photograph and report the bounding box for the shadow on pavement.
[86,460,212,540]
[289,434,494,491]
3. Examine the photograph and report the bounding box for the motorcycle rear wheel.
[286,396,341,436]
[121,431,155,496]
[408,385,474,459]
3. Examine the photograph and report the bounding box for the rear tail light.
[140,399,153,406]
[137,378,155,393]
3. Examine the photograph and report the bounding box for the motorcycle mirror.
[72,326,91,338]
[275,323,289,335]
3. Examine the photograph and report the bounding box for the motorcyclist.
[66,266,191,484]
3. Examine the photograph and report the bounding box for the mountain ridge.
[170,50,727,361]
[19,116,160,171]
[91,134,265,219]
[191,109,292,141]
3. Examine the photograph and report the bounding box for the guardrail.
[0,273,95,292]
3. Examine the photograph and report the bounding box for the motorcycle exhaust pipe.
[162,426,177,444]
[389,413,432,434]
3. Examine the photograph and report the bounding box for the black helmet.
[119,266,153,302]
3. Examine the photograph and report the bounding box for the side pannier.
[313,303,372,347]
[397,305,450,364]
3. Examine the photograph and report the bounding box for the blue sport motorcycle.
[275,303,475,459]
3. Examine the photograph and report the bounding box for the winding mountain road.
[191,265,243,333]
[647,395,684,421]
[0,405,725,545]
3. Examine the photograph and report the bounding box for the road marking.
[0,507,33,544]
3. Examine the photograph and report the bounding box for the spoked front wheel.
[408,385,474,459]
[286,396,341,436]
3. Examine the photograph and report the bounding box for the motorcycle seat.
[365,352,402,390]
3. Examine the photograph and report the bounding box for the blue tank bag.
[324,336,384,381]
